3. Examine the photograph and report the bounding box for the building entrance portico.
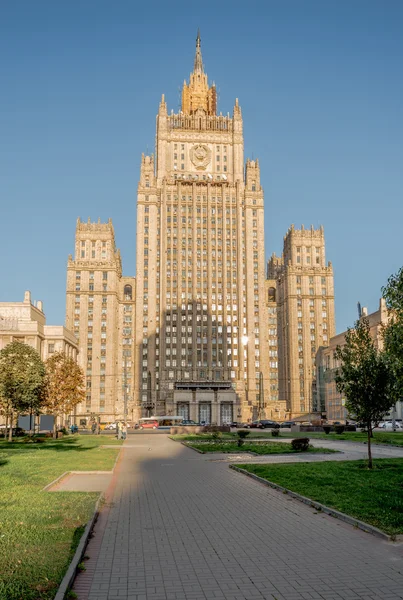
[173,381,238,425]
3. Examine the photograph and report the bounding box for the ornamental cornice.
[67,259,120,269]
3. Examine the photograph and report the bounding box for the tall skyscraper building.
[66,218,136,421]
[65,33,337,424]
[134,32,269,422]
[267,225,335,417]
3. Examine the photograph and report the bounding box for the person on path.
[116,421,122,440]
[91,422,96,434]
[122,422,127,440]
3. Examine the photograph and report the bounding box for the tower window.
[124,285,132,300]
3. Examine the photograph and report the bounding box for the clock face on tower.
[190,144,211,170]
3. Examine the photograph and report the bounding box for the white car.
[104,423,117,430]
[379,421,403,430]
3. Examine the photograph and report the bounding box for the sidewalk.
[73,434,403,600]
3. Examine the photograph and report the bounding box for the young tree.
[0,341,46,441]
[334,318,396,468]
[382,266,403,399]
[44,352,85,438]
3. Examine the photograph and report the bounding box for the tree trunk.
[367,424,373,469]
[8,412,13,442]
[4,412,8,438]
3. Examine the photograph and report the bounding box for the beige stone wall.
[0,291,77,362]
[66,219,135,422]
[269,225,335,418]
[135,40,270,423]
[316,298,396,422]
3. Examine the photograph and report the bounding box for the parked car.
[104,423,117,430]
[380,421,403,430]
[280,421,298,428]
[258,420,280,429]
[249,420,279,429]
[139,420,159,429]
[181,419,199,426]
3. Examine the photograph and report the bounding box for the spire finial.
[194,29,203,73]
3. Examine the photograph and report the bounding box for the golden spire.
[181,31,216,115]
[194,29,204,73]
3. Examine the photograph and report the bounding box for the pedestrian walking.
[122,422,127,440]
[116,421,122,440]
[91,422,96,434]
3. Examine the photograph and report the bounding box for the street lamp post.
[241,336,249,419]
[123,354,128,422]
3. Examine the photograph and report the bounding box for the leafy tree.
[44,352,85,438]
[334,318,396,468]
[0,341,46,441]
[382,266,403,399]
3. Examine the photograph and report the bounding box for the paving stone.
[72,434,403,600]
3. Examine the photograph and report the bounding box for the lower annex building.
[65,33,335,424]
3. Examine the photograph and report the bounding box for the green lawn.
[279,431,403,446]
[184,440,336,454]
[171,431,403,446]
[238,459,403,536]
[0,435,122,600]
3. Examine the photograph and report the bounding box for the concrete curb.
[42,444,122,491]
[230,465,400,542]
[54,493,104,600]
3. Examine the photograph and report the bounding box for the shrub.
[271,429,280,437]
[237,430,250,447]
[22,436,45,444]
[334,425,345,435]
[323,426,332,435]
[211,430,222,440]
[291,437,310,451]
[204,425,220,433]
[59,427,69,435]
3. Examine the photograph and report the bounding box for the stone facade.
[65,219,136,422]
[63,33,339,425]
[134,33,270,424]
[0,291,77,360]
[316,299,402,422]
[268,225,335,418]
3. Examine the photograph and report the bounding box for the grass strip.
[184,440,336,454]
[0,435,122,600]
[238,459,403,535]
[171,431,403,446]
[279,431,403,446]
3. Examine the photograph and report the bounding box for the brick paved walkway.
[73,434,403,600]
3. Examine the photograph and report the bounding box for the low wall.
[170,426,206,435]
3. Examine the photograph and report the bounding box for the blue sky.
[1,0,402,333]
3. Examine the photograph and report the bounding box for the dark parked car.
[258,420,280,429]
[249,420,261,428]
[280,421,298,428]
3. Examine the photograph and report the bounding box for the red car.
[139,420,159,429]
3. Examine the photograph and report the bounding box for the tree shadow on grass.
[0,437,97,453]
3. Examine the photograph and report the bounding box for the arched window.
[268,287,276,302]
[124,285,132,300]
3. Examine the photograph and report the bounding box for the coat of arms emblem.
[190,144,211,170]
